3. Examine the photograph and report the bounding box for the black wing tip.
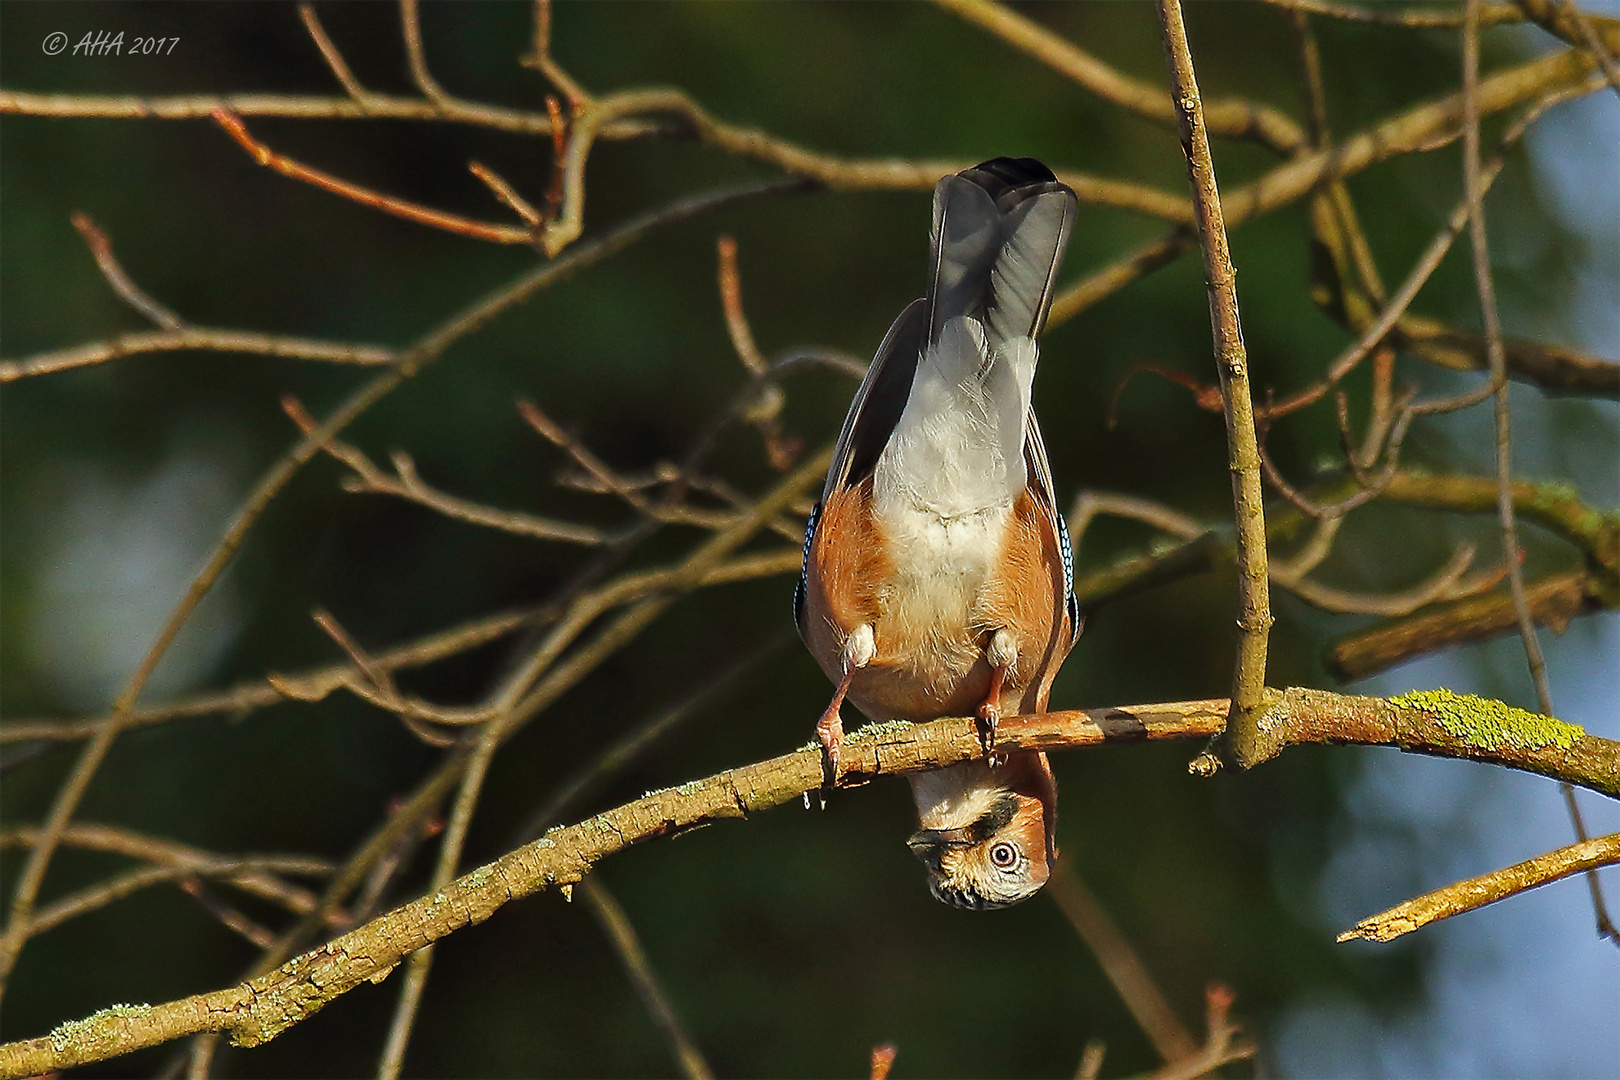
[957,157,1071,206]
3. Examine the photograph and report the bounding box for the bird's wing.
[1024,409,1081,648]
[819,297,927,503]
[796,298,926,632]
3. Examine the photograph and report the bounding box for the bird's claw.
[815,707,845,798]
[976,700,1000,763]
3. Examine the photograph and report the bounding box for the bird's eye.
[989,842,1018,869]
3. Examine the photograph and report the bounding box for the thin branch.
[1263,74,1606,422]
[582,878,713,1080]
[1130,985,1255,1080]
[522,0,590,112]
[1551,0,1620,96]
[69,213,182,328]
[1219,46,1605,227]
[934,0,1307,154]
[212,109,537,244]
[376,722,501,1079]
[179,879,279,951]
[1326,568,1614,680]
[5,688,1614,1075]
[512,632,793,843]
[1077,1040,1106,1080]
[1260,0,1528,28]
[1467,0,1614,943]
[0,607,533,745]
[281,394,606,545]
[1397,314,1620,398]
[468,161,544,227]
[0,328,396,383]
[179,451,825,1048]
[1156,0,1274,767]
[1516,0,1620,64]
[0,87,660,136]
[297,3,368,101]
[1049,229,1198,328]
[1339,831,1620,942]
[398,0,451,105]
[717,235,767,376]
[1047,864,1198,1063]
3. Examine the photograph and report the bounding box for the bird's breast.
[867,497,1010,694]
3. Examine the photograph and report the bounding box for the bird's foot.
[976,699,1001,765]
[815,704,845,797]
[979,629,1016,764]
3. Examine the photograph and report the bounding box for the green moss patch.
[1391,688,1583,752]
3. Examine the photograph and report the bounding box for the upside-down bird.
[794,157,1081,909]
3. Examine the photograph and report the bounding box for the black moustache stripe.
[907,792,1021,856]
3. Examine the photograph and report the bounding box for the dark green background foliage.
[1,2,1613,1076]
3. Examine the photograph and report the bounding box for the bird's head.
[905,752,1058,910]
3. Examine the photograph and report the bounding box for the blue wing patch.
[793,501,822,632]
[1056,507,1083,646]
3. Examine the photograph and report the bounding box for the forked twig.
[211,109,537,244]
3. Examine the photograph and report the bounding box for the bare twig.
[1076,1040,1106,1080]
[935,0,1307,154]
[513,632,793,843]
[582,879,713,1080]
[179,880,279,951]
[376,722,501,1079]
[398,0,451,105]
[69,213,182,328]
[1131,985,1255,1080]
[1,607,534,745]
[1260,0,1527,28]
[0,328,396,383]
[282,394,606,545]
[1327,567,1614,680]
[1263,74,1605,422]
[1464,0,1614,942]
[717,235,767,376]
[297,3,368,101]
[468,161,544,227]
[1047,864,1198,1063]
[1552,0,1620,96]
[212,108,537,244]
[0,87,652,136]
[1339,832,1620,943]
[1156,0,1274,768]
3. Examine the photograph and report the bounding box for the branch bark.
[3,687,1614,1077]
[1156,0,1274,765]
[1339,831,1620,943]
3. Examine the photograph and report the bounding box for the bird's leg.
[977,629,1018,761]
[816,623,874,792]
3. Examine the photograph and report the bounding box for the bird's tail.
[875,159,1076,518]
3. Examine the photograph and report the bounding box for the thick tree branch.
[3,688,1614,1076]
[1326,568,1614,680]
